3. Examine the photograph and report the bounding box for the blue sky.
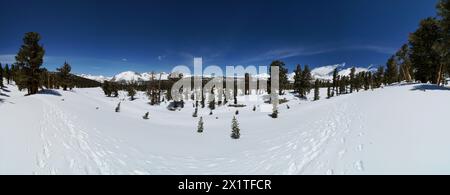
[0,0,440,76]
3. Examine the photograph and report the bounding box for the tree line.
[1,32,101,94]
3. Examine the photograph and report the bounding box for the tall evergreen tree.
[4,64,10,84]
[332,68,339,94]
[327,81,332,98]
[57,61,72,90]
[293,64,302,94]
[409,17,443,84]
[339,76,347,94]
[147,72,161,105]
[299,65,312,98]
[127,86,136,100]
[437,0,450,79]
[375,66,385,88]
[395,44,413,82]
[314,79,320,101]
[15,32,45,95]
[368,72,373,90]
[102,81,112,97]
[349,67,356,93]
[385,55,399,84]
[0,64,3,88]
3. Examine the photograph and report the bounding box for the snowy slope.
[1,81,450,175]
[110,71,175,83]
[310,63,345,80]
[111,71,147,83]
[309,63,376,81]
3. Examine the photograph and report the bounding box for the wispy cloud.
[121,58,128,62]
[157,55,166,61]
[350,45,396,55]
[243,47,337,64]
[242,44,396,64]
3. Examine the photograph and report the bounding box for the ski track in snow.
[36,98,151,174]
[12,83,449,174]
[31,93,368,175]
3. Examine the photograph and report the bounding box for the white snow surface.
[1,81,450,175]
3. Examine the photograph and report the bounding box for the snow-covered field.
[1,81,450,175]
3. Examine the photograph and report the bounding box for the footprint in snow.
[357,144,363,151]
[354,161,364,171]
[326,169,334,175]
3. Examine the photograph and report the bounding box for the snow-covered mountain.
[310,63,346,81]
[107,71,182,83]
[80,63,378,84]
[310,63,376,81]
[77,74,112,83]
[285,63,377,82]
[111,71,147,83]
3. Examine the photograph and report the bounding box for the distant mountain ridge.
[79,63,378,83]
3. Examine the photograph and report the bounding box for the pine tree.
[327,81,331,98]
[197,117,204,133]
[368,72,374,90]
[102,81,112,97]
[127,86,136,100]
[340,76,347,94]
[409,17,443,84]
[57,61,72,90]
[147,72,161,105]
[349,67,356,93]
[301,65,312,97]
[314,79,320,101]
[332,68,339,95]
[208,97,215,110]
[385,55,398,85]
[375,66,385,88]
[4,64,10,84]
[293,64,302,94]
[15,32,45,95]
[437,0,450,81]
[0,64,3,88]
[192,107,198,117]
[396,44,413,82]
[230,116,240,139]
[111,82,119,97]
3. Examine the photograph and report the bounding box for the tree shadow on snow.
[37,89,62,96]
[1,87,11,93]
[0,93,10,97]
[410,84,450,91]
